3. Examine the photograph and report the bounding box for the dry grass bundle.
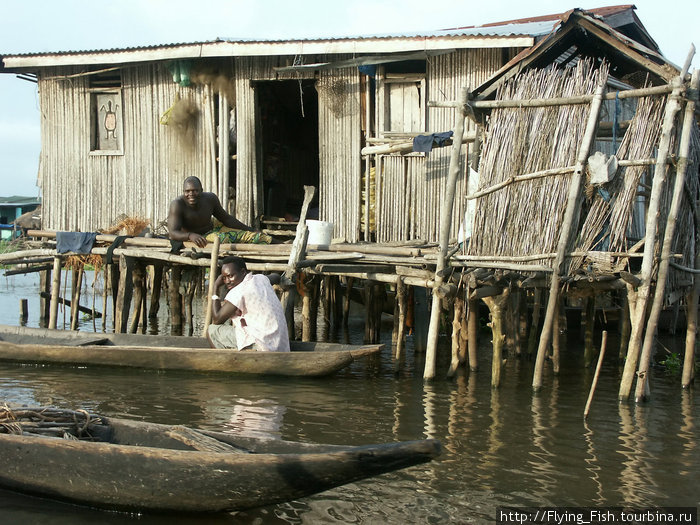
[0,405,103,440]
[160,95,199,153]
[468,59,608,271]
[189,65,236,103]
[317,77,351,117]
[64,254,104,273]
[100,215,150,236]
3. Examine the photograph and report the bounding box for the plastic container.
[306,220,334,245]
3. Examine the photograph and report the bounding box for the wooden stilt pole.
[619,289,631,361]
[203,237,220,336]
[39,267,50,327]
[634,69,699,401]
[149,264,164,319]
[425,86,469,379]
[584,292,596,368]
[343,276,353,327]
[101,264,108,332]
[48,256,62,330]
[467,292,479,371]
[533,83,606,392]
[169,265,183,335]
[584,330,608,419]
[302,274,314,342]
[527,288,542,357]
[280,186,316,339]
[129,262,146,334]
[394,277,408,367]
[70,267,84,331]
[448,290,466,377]
[482,288,510,388]
[19,299,28,324]
[552,294,561,374]
[114,255,134,334]
[619,76,686,401]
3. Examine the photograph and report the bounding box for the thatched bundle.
[467,59,608,271]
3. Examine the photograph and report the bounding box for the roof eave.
[1,35,534,71]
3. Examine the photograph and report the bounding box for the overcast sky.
[0,0,697,197]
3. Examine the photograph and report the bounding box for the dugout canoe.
[0,406,441,514]
[0,325,382,377]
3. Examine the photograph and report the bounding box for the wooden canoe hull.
[0,415,440,513]
[0,325,383,377]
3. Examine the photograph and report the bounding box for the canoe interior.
[0,325,382,354]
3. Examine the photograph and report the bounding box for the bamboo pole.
[394,277,408,368]
[48,256,61,329]
[149,264,163,319]
[584,330,608,419]
[634,69,700,402]
[618,76,686,401]
[424,86,469,380]
[532,83,606,392]
[114,255,133,334]
[129,262,146,334]
[203,236,221,336]
[467,291,478,371]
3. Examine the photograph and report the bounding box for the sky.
[0,0,697,197]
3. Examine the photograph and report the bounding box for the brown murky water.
[0,272,698,524]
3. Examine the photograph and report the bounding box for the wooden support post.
[169,265,183,335]
[363,280,374,343]
[533,84,605,392]
[634,70,699,402]
[619,289,631,362]
[203,236,220,336]
[322,276,332,341]
[129,262,146,334]
[394,278,408,366]
[584,330,608,419]
[39,267,51,326]
[149,264,164,319]
[552,294,561,374]
[101,264,109,332]
[583,292,596,368]
[527,288,542,357]
[343,276,353,327]
[280,186,316,339]
[467,292,478,371]
[448,289,466,377]
[332,276,343,331]
[70,267,84,331]
[48,256,62,330]
[114,255,134,334]
[19,299,28,324]
[619,77,686,401]
[110,262,120,332]
[425,86,469,379]
[301,273,315,342]
[483,288,510,388]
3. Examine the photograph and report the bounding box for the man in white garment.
[207,257,290,352]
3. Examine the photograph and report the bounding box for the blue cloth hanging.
[56,232,98,254]
[412,131,454,153]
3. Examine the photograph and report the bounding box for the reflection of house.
[0,196,41,240]
[0,6,678,242]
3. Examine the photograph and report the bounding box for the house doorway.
[257,79,319,221]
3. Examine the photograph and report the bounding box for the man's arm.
[211,194,253,231]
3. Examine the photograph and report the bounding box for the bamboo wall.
[374,48,506,243]
[38,65,218,232]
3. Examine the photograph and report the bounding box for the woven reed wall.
[38,65,217,232]
[375,48,505,243]
[467,60,608,273]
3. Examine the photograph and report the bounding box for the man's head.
[220,257,247,290]
[182,176,203,207]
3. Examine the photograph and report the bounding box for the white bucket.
[306,220,334,245]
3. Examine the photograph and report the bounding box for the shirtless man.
[167,176,253,248]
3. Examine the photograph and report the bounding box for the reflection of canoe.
[0,325,382,377]
[0,406,440,513]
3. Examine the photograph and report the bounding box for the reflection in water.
[223,398,286,439]
[1,274,700,523]
[617,404,660,506]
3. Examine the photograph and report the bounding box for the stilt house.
[0,5,680,244]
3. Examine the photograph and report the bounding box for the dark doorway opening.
[257,79,319,220]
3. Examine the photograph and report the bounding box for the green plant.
[659,352,682,374]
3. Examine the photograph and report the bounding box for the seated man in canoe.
[167,176,271,248]
[207,257,290,352]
